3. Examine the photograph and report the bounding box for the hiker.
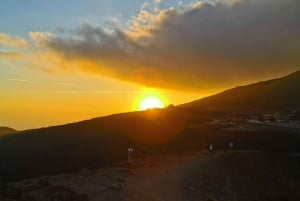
[160,147,166,158]
[229,141,234,151]
[141,147,147,161]
[128,147,134,162]
[209,144,214,153]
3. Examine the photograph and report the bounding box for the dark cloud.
[42,0,300,91]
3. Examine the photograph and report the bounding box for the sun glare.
[137,95,165,110]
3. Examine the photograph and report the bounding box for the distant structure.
[167,104,175,108]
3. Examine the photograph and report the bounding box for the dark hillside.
[181,70,300,113]
[0,127,17,137]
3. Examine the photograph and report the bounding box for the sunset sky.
[1,0,299,130]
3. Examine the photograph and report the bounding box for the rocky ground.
[1,151,300,201]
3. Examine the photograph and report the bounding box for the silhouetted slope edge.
[180,70,300,112]
[0,127,17,137]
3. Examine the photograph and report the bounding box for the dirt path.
[50,151,216,201]
[122,152,216,201]
[11,151,300,201]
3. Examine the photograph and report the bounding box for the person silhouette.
[209,144,214,153]
[128,147,134,162]
[160,147,166,158]
[141,147,147,161]
[229,141,234,151]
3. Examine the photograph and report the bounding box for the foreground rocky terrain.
[1,151,300,201]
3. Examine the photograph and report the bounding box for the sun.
[138,96,165,110]
[134,88,168,111]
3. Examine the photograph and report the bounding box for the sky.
[1,0,300,130]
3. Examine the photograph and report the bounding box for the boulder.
[47,185,89,201]
[37,178,50,187]
[107,183,122,191]
[0,185,22,199]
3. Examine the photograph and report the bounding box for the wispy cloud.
[55,82,79,87]
[0,33,27,48]
[0,51,23,59]
[51,90,144,94]
[7,78,35,83]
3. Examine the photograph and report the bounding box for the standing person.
[209,144,214,153]
[128,147,134,162]
[229,141,234,151]
[160,147,166,158]
[141,147,147,161]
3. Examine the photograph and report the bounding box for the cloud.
[7,78,34,83]
[0,33,27,48]
[29,32,54,47]
[32,0,300,91]
[0,51,23,59]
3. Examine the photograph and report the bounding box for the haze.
[1,0,299,129]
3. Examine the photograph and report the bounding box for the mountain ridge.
[0,126,17,137]
[180,70,300,113]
